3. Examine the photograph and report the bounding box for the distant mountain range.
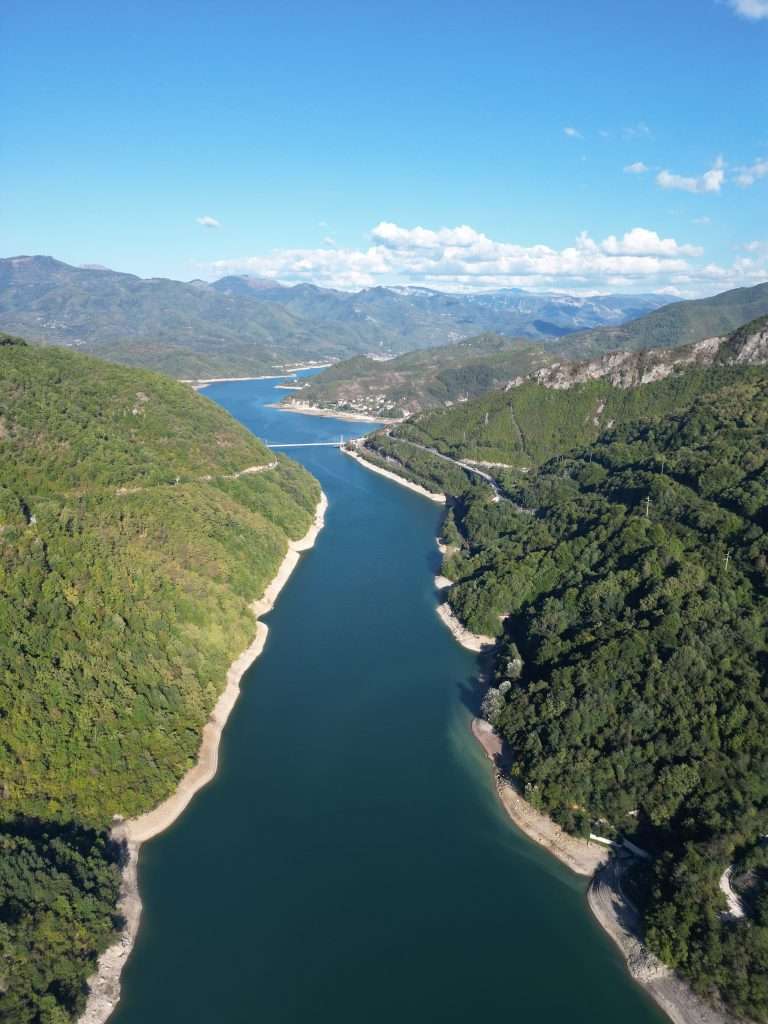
[0,255,671,377]
[211,276,668,346]
[559,281,768,358]
[281,281,768,418]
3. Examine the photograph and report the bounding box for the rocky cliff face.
[504,316,768,392]
[720,317,768,364]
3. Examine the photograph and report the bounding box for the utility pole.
[724,549,731,571]
[644,495,651,518]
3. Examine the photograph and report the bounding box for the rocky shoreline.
[431,528,739,1024]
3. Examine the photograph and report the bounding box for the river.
[110,374,665,1024]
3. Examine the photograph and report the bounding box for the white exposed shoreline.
[433,538,740,1023]
[435,596,496,652]
[472,719,739,1023]
[182,374,292,389]
[181,365,334,390]
[472,718,609,876]
[270,401,400,424]
[78,491,328,1024]
[283,363,334,373]
[341,444,446,503]
[588,860,736,1024]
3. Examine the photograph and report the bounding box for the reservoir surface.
[111,375,665,1024]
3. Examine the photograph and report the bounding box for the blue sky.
[3,0,767,295]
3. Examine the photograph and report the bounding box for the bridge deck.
[268,441,347,448]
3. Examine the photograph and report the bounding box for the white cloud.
[599,227,701,257]
[563,126,582,138]
[622,122,652,140]
[624,161,649,174]
[735,158,768,186]
[727,0,768,19]
[202,221,742,294]
[693,216,711,224]
[742,240,768,252]
[196,215,220,229]
[322,236,337,247]
[656,157,725,193]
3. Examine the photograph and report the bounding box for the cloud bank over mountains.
[206,221,767,296]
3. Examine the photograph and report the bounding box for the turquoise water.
[111,375,665,1024]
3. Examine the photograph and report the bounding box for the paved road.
[384,433,535,514]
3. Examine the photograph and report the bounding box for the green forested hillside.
[563,281,768,358]
[281,333,553,418]
[368,366,768,1019]
[0,341,319,1022]
[0,257,368,378]
[391,356,766,469]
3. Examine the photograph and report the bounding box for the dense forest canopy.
[0,343,319,1022]
[384,316,768,468]
[360,360,768,1020]
[391,363,765,468]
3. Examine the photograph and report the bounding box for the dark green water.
[111,376,665,1024]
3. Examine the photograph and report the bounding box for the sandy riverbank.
[589,860,737,1024]
[341,445,446,503]
[439,550,601,873]
[283,363,334,373]
[273,401,402,425]
[472,718,609,876]
[78,491,328,1024]
[472,713,738,1023]
[182,373,293,389]
[434,564,496,652]
[435,601,496,652]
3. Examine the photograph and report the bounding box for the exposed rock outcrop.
[504,316,768,393]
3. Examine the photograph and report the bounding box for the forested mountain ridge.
[0,255,669,378]
[355,362,768,1020]
[280,291,768,420]
[385,317,768,467]
[0,256,349,378]
[0,341,320,1022]
[215,278,668,345]
[280,333,554,419]
[519,314,768,390]
[560,281,768,360]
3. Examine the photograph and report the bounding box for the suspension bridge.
[267,436,360,449]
